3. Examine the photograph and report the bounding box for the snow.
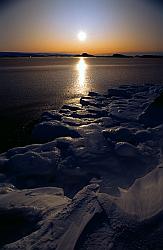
[0,186,70,212]
[114,142,139,157]
[0,83,163,249]
[108,88,131,98]
[2,184,101,250]
[135,129,152,142]
[139,91,163,127]
[102,126,135,143]
[111,161,163,220]
[32,120,81,143]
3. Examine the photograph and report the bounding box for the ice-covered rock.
[1,84,163,249]
[135,129,152,143]
[71,109,100,119]
[0,186,69,211]
[85,106,108,117]
[88,91,101,97]
[108,88,131,98]
[61,104,82,111]
[115,142,139,157]
[139,92,163,127]
[111,162,163,220]
[80,97,103,108]
[62,116,85,126]
[2,184,101,250]
[103,127,135,143]
[0,183,16,194]
[0,186,70,249]
[8,149,59,173]
[94,117,117,127]
[32,120,81,142]
[0,142,62,188]
[41,110,62,122]
[2,182,163,250]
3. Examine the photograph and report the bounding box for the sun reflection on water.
[76,57,87,93]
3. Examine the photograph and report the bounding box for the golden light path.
[76,58,87,94]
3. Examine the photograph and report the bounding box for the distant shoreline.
[0,52,163,58]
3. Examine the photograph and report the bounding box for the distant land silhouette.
[0,52,162,58]
[75,52,95,57]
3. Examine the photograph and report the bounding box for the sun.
[78,31,87,41]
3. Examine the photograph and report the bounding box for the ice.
[108,88,131,98]
[111,161,163,220]
[0,186,70,249]
[61,104,82,111]
[32,120,81,142]
[2,184,101,250]
[135,129,152,143]
[1,84,163,249]
[41,110,63,122]
[139,91,163,127]
[115,142,139,157]
[103,126,135,144]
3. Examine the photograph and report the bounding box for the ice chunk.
[103,127,135,143]
[32,120,81,142]
[108,88,131,98]
[115,142,139,157]
[112,164,163,220]
[139,92,163,127]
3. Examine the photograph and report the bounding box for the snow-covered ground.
[0,84,163,249]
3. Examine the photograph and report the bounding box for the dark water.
[0,57,163,152]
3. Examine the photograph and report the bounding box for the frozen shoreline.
[0,83,163,249]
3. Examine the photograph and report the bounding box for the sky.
[0,0,163,54]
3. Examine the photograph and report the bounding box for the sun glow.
[77,31,87,41]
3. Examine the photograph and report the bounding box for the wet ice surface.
[0,84,163,249]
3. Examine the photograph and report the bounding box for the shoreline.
[0,83,163,249]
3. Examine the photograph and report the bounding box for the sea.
[0,57,163,152]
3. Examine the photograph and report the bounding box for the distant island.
[76,53,132,58]
[0,51,162,58]
[75,52,95,57]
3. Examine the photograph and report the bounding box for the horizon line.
[1,51,163,56]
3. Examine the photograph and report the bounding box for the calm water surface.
[0,57,163,151]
